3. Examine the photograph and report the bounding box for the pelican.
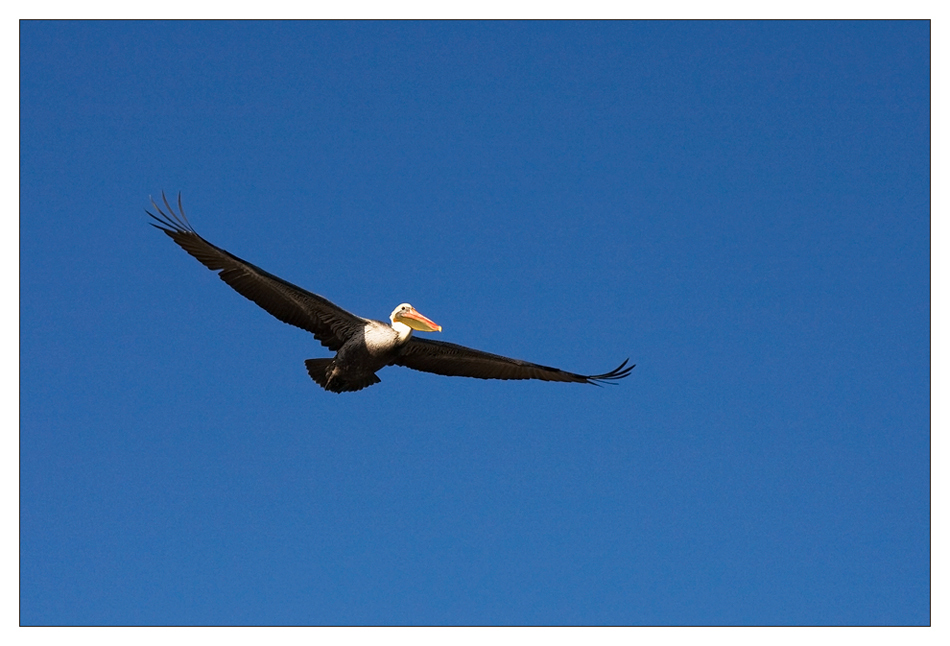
[148,193,634,393]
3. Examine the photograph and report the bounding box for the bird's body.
[148,193,634,393]
[308,317,412,392]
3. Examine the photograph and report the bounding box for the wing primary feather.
[584,359,635,385]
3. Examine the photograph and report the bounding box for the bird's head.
[390,303,442,333]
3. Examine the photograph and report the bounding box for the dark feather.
[147,192,364,351]
[395,337,634,385]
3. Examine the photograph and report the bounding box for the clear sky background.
[20,21,929,626]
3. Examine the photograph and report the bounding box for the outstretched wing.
[148,192,364,351]
[394,337,634,385]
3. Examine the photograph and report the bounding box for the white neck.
[391,319,414,343]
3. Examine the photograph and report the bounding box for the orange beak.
[401,307,442,332]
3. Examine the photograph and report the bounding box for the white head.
[389,303,442,337]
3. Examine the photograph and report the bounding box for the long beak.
[401,308,442,332]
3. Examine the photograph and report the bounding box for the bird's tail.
[304,359,334,390]
[304,358,381,393]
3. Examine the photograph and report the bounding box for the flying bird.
[148,193,634,393]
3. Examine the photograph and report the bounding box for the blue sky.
[20,21,929,626]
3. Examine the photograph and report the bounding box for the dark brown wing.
[147,192,364,351]
[394,337,634,385]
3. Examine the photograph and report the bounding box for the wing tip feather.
[584,358,635,385]
[146,191,196,236]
